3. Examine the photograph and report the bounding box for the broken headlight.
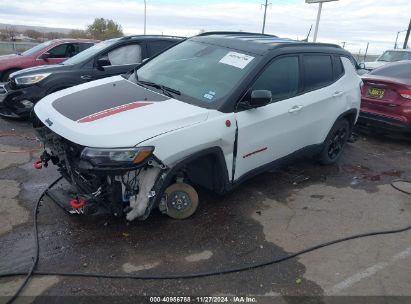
[80,147,154,167]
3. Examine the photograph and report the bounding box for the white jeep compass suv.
[32,32,362,221]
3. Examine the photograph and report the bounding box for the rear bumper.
[0,83,45,118]
[358,111,411,134]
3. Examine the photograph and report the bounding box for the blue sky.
[0,0,409,55]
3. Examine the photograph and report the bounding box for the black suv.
[0,35,183,118]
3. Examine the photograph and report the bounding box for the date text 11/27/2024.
[149,296,258,303]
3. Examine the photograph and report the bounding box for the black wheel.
[318,119,350,165]
[165,183,199,219]
[1,69,19,82]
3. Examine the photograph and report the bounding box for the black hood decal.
[52,78,168,121]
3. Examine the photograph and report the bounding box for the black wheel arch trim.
[152,146,231,206]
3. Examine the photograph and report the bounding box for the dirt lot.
[0,117,410,304]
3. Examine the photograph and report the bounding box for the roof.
[53,38,100,43]
[383,49,411,52]
[120,35,184,41]
[191,31,344,56]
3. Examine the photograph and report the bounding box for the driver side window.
[249,56,300,103]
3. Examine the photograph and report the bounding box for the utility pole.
[143,0,147,35]
[364,42,369,62]
[403,18,411,49]
[261,0,271,34]
[342,41,346,49]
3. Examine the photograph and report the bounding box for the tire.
[1,69,19,82]
[318,119,350,165]
[165,183,199,219]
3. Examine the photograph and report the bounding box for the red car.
[0,39,98,81]
[359,60,411,135]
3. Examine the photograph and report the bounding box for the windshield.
[21,40,55,56]
[133,40,260,109]
[377,51,411,62]
[63,39,118,65]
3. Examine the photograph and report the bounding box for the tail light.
[398,90,411,100]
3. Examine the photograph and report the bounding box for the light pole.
[305,0,338,42]
[143,0,147,35]
[394,30,406,49]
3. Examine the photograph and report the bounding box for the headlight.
[14,73,51,85]
[80,147,154,167]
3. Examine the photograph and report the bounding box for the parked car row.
[0,35,182,118]
[0,31,409,223]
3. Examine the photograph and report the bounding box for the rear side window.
[148,41,175,57]
[303,55,333,91]
[107,44,142,65]
[78,43,95,52]
[333,56,344,80]
[250,56,299,102]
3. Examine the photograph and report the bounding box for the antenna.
[302,24,313,42]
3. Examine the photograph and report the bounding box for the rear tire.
[318,119,350,165]
[165,183,199,219]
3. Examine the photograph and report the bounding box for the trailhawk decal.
[52,79,168,121]
[77,101,152,123]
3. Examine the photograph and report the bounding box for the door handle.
[332,91,344,97]
[288,105,303,113]
[80,75,93,80]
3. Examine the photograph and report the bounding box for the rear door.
[297,54,346,144]
[92,42,145,80]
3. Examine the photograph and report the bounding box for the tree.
[4,26,17,41]
[24,30,42,40]
[68,29,89,39]
[86,18,123,40]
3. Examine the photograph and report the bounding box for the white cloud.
[0,0,410,55]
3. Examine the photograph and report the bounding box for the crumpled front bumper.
[33,115,168,221]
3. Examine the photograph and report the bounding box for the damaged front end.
[32,116,168,221]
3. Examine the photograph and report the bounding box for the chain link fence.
[0,41,38,55]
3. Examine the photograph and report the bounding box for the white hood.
[34,76,210,147]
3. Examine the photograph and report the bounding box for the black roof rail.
[120,35,185,40]
[196,31,278,38]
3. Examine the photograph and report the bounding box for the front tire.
[318,119,350,165]
[165,183,199,219]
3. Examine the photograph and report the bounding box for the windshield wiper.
[133,69,180,97]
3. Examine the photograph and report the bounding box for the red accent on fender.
[225,120,231,127]
[33,160,43,169]
[77,102,153,123]
[70,199,87,209]
[242,147,268,159]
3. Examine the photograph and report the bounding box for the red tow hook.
[70,198,87,209]
[33,160,43,170]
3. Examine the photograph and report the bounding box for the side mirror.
[238,90,272,110]
[96,57,110,70]
[39,52,50,61]
[358,62,366,69]
[250,90,272,107]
